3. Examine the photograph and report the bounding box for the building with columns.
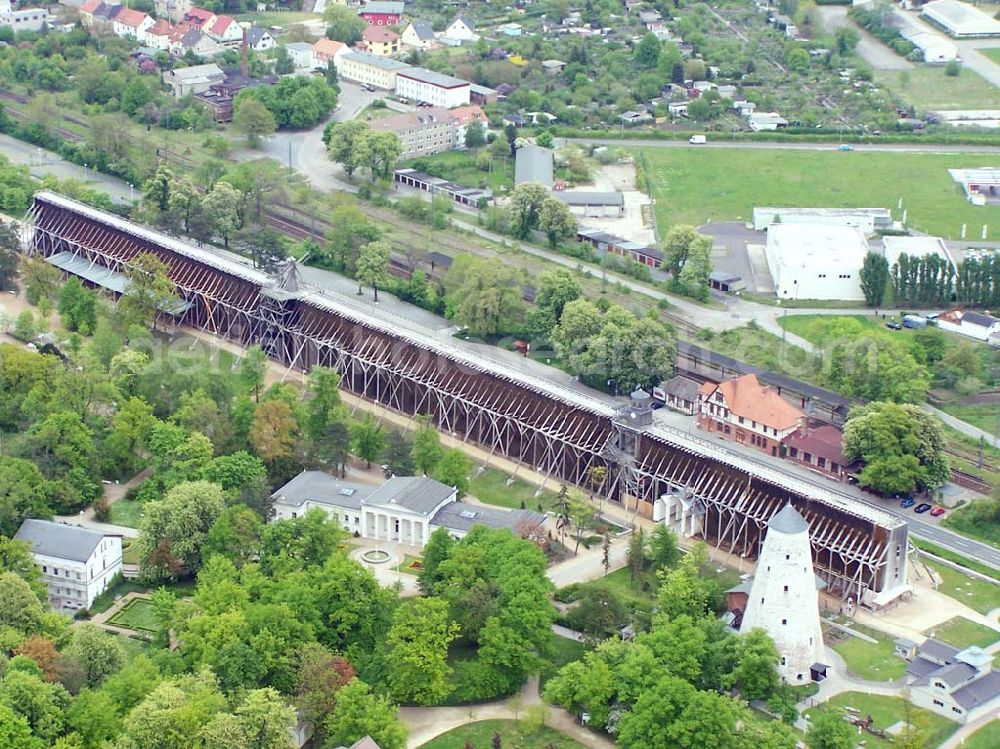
[272,471,546,547]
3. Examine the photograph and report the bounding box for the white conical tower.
[740,503,825,683]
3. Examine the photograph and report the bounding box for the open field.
[875,66,1000,110]
[109,500,143,529]
[804,692,958,749]
[108,598,159,633]
[417,720,588,749]
[468,468,562,511]
[925,560,1000,615]
[926,616,999,649]
[942,500,1000,549]
[965,720,1000,749]
[637,147,1000,239]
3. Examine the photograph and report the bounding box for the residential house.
[113,8,154,43]
[359,0,403,26]
[638,9,661,25]
[145,19,174,51]
[935,308,1000,344]
[395,67,470,108]
[401,19,436,49]
[81,1,122,28]
[272,472,546,548]
[904,639,1000,724]
[697,373,804,457]
[0,0,48,31]
[14,519,122,613]
[498,22,522,37]
[447,103,488,148]
[335,51,410,89]
[285,42,315,69]
[154,0,191,22]
[443,13,476,41]
[247,26,277,52]
[163,62,225,97]
[313,37,346,67]
[361,25,400,56]
[541,59,566,75]
[206,14,242,47]
[654,375,700,415]
[173,28,222,57]
[182,5,215,31]
[369,108,456,158]
[667,101,688,116]
[784,423,850,481]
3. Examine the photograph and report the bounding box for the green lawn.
[638,147,1000,239]
[778,314,888,343]
[940,402,1000,434]
[109,500,144,529]
[805,692,958,749]
[468,468,562,511]
[942,500,1000,549]
[980,48,1000,65]
[925,560,1000,615]
[111,633,153,660]
[108,598,159,633]
[876,66,1000,110]
[417,719,587,749]
[927,616,1000,649]
[540,635,586,689]
[831,630,908,681]
[965,721,1000,749]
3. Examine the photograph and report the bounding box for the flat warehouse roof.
[398,67,469,88]
[922,0,1000,36]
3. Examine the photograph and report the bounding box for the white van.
[688,135,707,144]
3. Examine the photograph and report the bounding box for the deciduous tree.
[324,679,406,749]
[355,240,391,301]
[411,415,442,475]
[119,253,178,331]
[351,414,385,468]
[538,197,578,249]
[433,448,471,497]
[202,181,241,248]
[386,597,459,705]
[233,97,277,148]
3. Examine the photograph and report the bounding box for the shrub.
[945,60,961,76]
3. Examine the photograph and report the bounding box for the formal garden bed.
[417,719,587,749]
[107,597,158,634]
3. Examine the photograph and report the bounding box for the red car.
[930,506,946,517]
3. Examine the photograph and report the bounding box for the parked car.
[915,503,933,513]
[899,497,916,509]
[838,144,854,151]
[886,320,902,330]
[930,506,946,517]
[688,134,707,145]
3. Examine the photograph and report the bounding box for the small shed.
[708,270,745,293]
[895,637,918,660]
[654,375,700,415]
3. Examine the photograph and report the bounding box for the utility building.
[739,504,827,684]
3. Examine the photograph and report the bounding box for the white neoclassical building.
[272,471,546,548]
[738,504,826,683]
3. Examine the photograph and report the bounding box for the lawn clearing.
[831,630,908,681]
[876,66,1000,110]
[965,720,1000,749]
[111,633,153,660]
[805,692,958,749]
[109,500,144,528]
[926,616,1000,649]
[108,598,159,634]
[540,635,586,689]
[469,468,561,511]
[924,560,1000,615]
[417,719,587,749]
[638,147,1000,239]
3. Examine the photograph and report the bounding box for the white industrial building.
[900,27,959,63]
[395,67,471,108]
[881,235,957,269]
[738,505,827,684]
[272,471,546,548]
[14,519,122,613]
[765,223,869,301]
[922,0,1000,38]
[752,206,892,234]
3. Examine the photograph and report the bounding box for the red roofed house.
[361,25,400,56]
[145,18,174,51]
[313,38,346,67]
[697,374,804,457]
[359,1,404,26]
[448,104,488,148]
[206,14,243,46]
[182,6,216,30]
[113,8,155,42]
[784,423,851,481]
[79,0,101,25]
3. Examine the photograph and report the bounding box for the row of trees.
[325,121,404,182]
[861,250,1000,311]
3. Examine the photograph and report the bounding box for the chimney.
[240,26,249,78]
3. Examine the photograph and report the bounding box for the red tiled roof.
[313,38,344,57]
[147,18,172,36]
[449,104,487,125]
[362,26,400,42]
[80,0,101,14]
[116,8,149,28]
[209,14,235,35]
[785,424,846,465]
[702,374,803,431]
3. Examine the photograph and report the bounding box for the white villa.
[14,519,122,613]
[272,471,546,548]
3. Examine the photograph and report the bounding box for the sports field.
[637,147,1000,238]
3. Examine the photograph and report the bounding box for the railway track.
[950,468,992,495]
